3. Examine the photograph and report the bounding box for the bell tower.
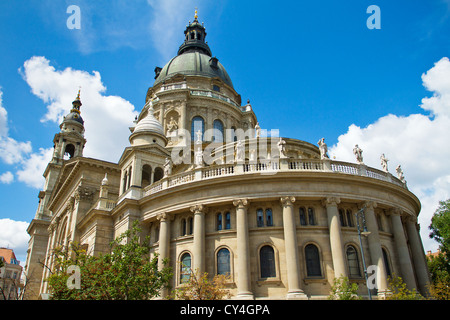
[25,90,87,299]
[51,90,86,162]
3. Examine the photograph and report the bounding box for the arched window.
[213,119,224,143]
[122,171,128,193]
[180,253,191,283]
[217,248,230,275]
[346,245,361,278]
[265,208,273,227]
[191,116,204,143]
[153,167,164,183]
[141,164,152,188]
[217,213,223,231]
[64,144,75,159]
[260,245,276,278]
[305,244,322,277]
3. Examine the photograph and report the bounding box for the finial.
[71,86,82,112]
[194,7,198,20]
[76,86,81,101]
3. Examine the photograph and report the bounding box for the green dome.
[154,51,233,88]
[153,12,234,88]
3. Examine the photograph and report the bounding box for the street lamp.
[355,206,372,300]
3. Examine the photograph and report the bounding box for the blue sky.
[1,0,450,263]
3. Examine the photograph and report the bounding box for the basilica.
[24,11,429,300]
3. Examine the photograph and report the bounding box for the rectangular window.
[265,208,273,227]
[299,207,307,226]
[217,213,223,231]
[257,209,264,227]
[225,212,231,230]
[308,207,315,225]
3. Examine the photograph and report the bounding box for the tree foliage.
[427,199,450,300]
[172,267,231,300]
[427,252,450,300]
[47,221,173,300]
[429,199,450,259]
[386,275,424,300]
[328,276,361,300]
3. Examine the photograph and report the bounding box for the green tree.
[428,199,450,300]
[427,252,450,300]
[429,199,450,258]
[47,221,173,300]
[173,267,231,300]
[328,276,361,300]
[386,275,424,300]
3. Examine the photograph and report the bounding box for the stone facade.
[23,13,430,300]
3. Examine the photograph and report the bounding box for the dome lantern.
[178,9,212,57]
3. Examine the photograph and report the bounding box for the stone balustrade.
[142,157,406,198]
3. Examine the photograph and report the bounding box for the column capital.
[386,207,402,217]
[157,212,173,222]
[322,196,341,207]
[358,201,377,210]
[405,214,418,224]
[280,196,296,207]
[190,204,207,214]
[233,198,248,208]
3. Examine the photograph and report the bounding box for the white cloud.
[0,88,33,165]
[329,57,450,252]
[147,0,205,62]
[0,171,14,184]
[0,88,7,137]
[0,219,30,263]
[21,56,138,164]
[16,148,53,189]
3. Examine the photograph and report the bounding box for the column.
[405,216,430,296]
[280,196,306,299]
[362,201,389,295]
[191,204,206,274]
[157,212,171,298]
[180,100,187,132]
[233,199,253,299]
[157,212,171,270]
[322,197,347,278]
[389,208,417,290]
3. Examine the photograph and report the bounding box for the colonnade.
[155,196,430,299]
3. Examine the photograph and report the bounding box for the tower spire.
[71,87,82,114]
[178,8,211,56]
